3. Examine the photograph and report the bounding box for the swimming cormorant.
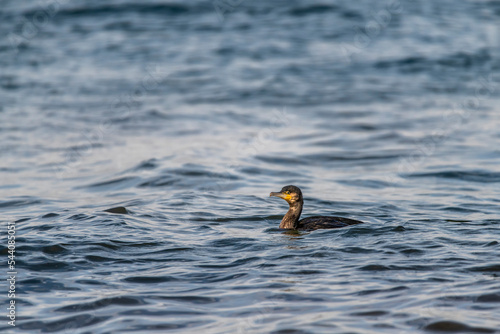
[270,185,364,230]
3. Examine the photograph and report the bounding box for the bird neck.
[279,200,303,229]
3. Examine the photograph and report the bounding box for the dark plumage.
[269,185,364,230]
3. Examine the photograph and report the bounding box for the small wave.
[83,176,140,190]
[467,264,500,272]
[406,170,500,183]
[21,277,77,293]
[374,49,491,73]
[19,314,110,332]
[300,152,402,164]
[197,256,260,269]
[51,3,193,18]
[358,264,391,271]
[476,293,500,303]
[423,320,496,333]
[209,237,259,249]
[124,276,178,283]
[55,296,147,313]
[26,260,72,272]
[151,295,220,305]
[350,310,389,317]
[338,179,394,189]
[41,212,59,218]
[0,197,43,209]
[255,155,306,165]
[132,158,160,171]
[288,4,338,16]
[42,244,68,255]
[85,255,133,263]
[119,308,204,316]
[138,175,179,188]
[68,213,96,221]
[103,206,129,214]
[356,286,408,296]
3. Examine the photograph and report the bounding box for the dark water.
[1,0,500,333]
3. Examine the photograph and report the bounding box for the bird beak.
[270,191,291,201]
[270,191,283,198]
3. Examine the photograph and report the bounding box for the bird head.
[270,185,303,205]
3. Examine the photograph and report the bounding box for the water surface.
[1,0,500,333]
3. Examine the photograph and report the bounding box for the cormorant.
[270,185,364,230]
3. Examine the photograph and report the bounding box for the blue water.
[1,0,500,333]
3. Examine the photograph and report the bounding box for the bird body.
[270,185,363,230]
[298,216,362,230]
